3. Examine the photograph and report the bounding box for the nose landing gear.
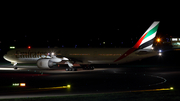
[14,67,18,69]
[12,62,18,70]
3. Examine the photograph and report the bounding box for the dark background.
[0,2,179,56]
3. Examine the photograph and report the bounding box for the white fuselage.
[3,48,158,65]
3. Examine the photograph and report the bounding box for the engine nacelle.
[37,59,53,69]
[37,58,62,69]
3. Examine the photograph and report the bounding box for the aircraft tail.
[133,21,160,49]
[114,21,160,62]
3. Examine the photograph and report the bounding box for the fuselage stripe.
[113,48,137,62]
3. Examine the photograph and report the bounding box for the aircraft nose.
[3,54,10,62]
[3,54,7,59]
[3,54,7,58]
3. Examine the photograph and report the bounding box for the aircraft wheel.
[82,66,94,70]
[90,66,94,70]
[69,68,72,71]
[14,67,18,70]
[72,68,77,71]
[66,68,69,71]
[83,67,87,70]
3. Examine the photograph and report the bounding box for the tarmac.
[0,50,179,99]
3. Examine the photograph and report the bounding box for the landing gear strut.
[12,62,18,70]
[65,61,78,71]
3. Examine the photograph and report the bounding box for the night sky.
[0,2,179,55]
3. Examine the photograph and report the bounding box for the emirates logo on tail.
[135,21,160,49]
[114,21,160,62]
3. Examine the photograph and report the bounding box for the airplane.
[3,21,161,71]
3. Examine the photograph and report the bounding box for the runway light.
[39,85,71,90]
[20,83,26,87]
[159,50,162,53]
[67,85,71,88]
[170,87,174,90]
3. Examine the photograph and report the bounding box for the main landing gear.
[65,67,77,71]
[65,66,95,71]
[65,61,77,71]
[82,65,94,70]
[65,60,94,71]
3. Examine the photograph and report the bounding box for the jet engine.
[37,57,62,69]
